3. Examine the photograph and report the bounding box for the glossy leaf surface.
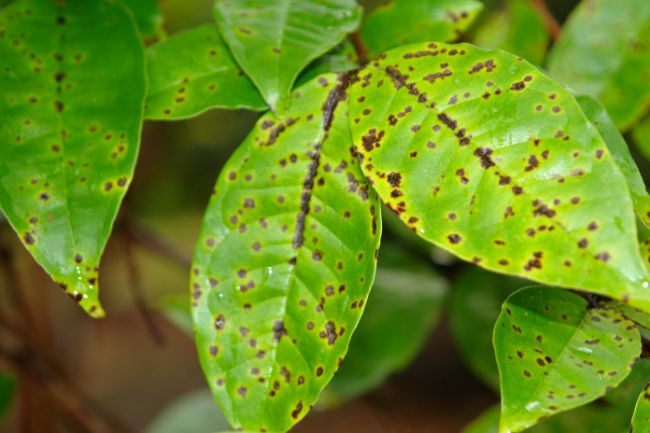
[362,0,482,58]
[577,95,650,228]
[214,0,361,111]
[0,0,146,317]
[631,383,650,432]
[472,0,549,66]
[547,0,650,130]
[145,24,265,120]
[349,42,650,311]
[450,267,525,389]
[119,0,164,40]
[191,74,381,433]
[495,286,640,433]
[322,240,447,404]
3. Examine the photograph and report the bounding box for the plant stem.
[349,31,369,65]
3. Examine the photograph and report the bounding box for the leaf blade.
[214,0,362,111]
[191,73,381,432]
[495,286,641,433]
[349,42,650,312]
[0,0,146,317]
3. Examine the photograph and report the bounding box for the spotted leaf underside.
[547,0,650,131]
[191,73,381,433]
[145,24,265,120]
[495,286,641,433]
[214,0,361,112]
[631,383,650,432]
[0,0,146,317]
[361,0,483,58]
[348,42,650,312]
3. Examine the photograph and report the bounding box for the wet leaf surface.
[494,286,641,433]
[145,24,266,120]
[0,0,146,317]
[547,0,650,130]
[191,73,381,433]
[450,267,526,390]
[348,42,650,312]
[361,0,482,58]
[214,0,361,111]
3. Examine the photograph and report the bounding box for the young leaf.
[576,95,650,228]
[0,0,146,317]
[631,383,650,432]
[450,267,526,389]
[361,0,483,57]
[214,0,362,112]
[547,0,650,130]
[472,0,549,66]
[321,240,447,405]
[348,42,650,312]
[494,286,641,433]
[119,0,165,40]
[191,73,381,433]
[145,25,266,120]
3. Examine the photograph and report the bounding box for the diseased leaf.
[296,41,358,88]
[631,382,650,432]
[576,95,650,228]
[632,116,650,162]
[495,286,641,433]
[547,0,650,130]
[472,0,549,66]
[321,239,447,405]
[361,0,483,58]
[450,267,526,389]
[349,42,650,312]
[214,0,362,111]
[145,24,265,120]
[603,359,650,408]
[0,0,146,317]
[119,0,165,40]
[191,73,381,433]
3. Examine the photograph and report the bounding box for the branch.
[530,0,561,41]
[120,219,191,269]
[120,230,165,345]
[349,31,369,65]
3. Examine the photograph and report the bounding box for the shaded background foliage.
[1,0,649,432]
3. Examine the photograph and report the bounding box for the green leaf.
[494,286,641,433]
[0,373,15,423]
[576,95,650,228]
[603,358,650,408]
[214,0,362,112]
[361,0,483,58]
[462,404,629,433]
[631,382,650,432]
[547,0,650,131]
[191,73,381,433]
[119,0,165,40]
[349,42,650,312]
[0,0,146,317]
[632,116,650,162]
[472,0,549,66]
[145,389,231,433]
[450,267,526,389]
[321,239,447,405]
[145,24,266,120]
